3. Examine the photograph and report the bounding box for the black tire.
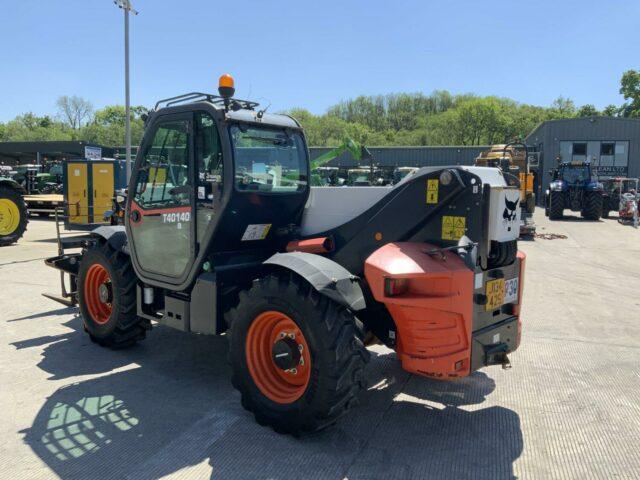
[77,241,149,348]
[487,240,517,269]
[582,192,603,220]
[548,192,563,220]
[227,271,369,435]
[0,184,28,247]
[602,209,610,219]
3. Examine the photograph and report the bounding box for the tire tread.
[226,270,369,435]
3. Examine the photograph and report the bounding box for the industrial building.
[526,117,640,200]
[0,141,113,167]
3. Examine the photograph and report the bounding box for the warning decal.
[442,215,466,241]
[426,179,439,204]
[241,224,272,241]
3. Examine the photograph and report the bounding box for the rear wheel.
[0,185,28,246]
[227,272,369,435]
[582,192,603,220]
[548,192,563,220]
[78,241,149,348]
[488,240,517,268]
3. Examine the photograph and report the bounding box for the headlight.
[549,181,564,191]
[439,169,453,186]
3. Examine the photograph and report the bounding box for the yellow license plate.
[485,278,505,311]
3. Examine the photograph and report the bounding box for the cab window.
[196,113,223,182]
[195,112,223,243]
[134,120,190,208]
[230,125,307,193]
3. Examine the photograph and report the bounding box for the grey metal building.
[309,146,488,169]
[526,117,640,199]
[0,141,114,166]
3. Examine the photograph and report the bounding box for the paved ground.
[1,210,639,480]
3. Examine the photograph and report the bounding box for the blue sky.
[1,0,638,122]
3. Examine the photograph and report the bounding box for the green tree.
[602,104,619,116]
[619,69,640,117]
[577,104,599,117]
[81,105,147,146]
[550,96,576,117]
[2,113,74,141]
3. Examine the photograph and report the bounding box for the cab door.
[128,113,195,283]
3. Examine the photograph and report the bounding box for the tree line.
[0,96,148,148]
[290,70,639,147]
[0,70,638,148]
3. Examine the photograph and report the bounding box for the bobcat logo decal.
[503,197,519,222]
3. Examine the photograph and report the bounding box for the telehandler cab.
[45,75,526,434]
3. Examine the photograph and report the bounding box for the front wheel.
[582,192,603,220]
[548,192,564,220]
[227,272,369,435]
[0,185,28,246]
[77,241,149,348]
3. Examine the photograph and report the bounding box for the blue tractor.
[545,162,604,220]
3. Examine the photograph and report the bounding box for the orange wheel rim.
[84,264,112,325]
[245,311,311,404]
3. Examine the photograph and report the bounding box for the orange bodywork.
[514,251,526,349]
[286,237,334,254]
[365,242,475,379]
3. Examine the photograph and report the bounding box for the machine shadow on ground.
[16,313,523,480]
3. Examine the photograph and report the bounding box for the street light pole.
[114,0,138,181]
[124,5,131,181]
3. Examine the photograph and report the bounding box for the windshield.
[230,125,308,193]
[560,166,590,184]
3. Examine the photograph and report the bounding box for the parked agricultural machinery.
[475,143,536,236]
[601,177,640,223]
[545,161,604,220]
[0,172,28,246]
[44,75,526,434]
[612,178,639,227]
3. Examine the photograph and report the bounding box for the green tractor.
[0,168,29,246]
[12,163,63,194]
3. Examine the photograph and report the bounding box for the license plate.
[504,278,519,304]
[485,278,518,311]
[485,278,505,311]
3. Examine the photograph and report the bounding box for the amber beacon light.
[218,74,235,99]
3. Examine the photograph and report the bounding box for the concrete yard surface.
[1,211,639,480]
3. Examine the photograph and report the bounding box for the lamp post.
[113,0,138,181]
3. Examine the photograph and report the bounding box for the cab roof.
[152,91,301,129]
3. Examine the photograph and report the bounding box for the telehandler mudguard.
[91,225,129,254]
[264,251,366,311]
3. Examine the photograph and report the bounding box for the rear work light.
[384,277,409,297]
